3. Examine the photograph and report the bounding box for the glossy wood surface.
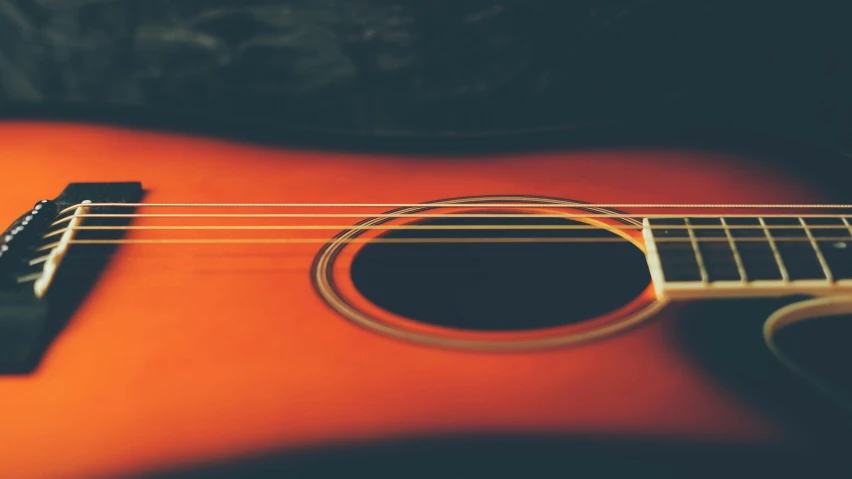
[0,122,832,479]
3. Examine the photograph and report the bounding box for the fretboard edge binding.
[657,280,852,300]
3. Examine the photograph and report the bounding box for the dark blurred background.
[2,3,852,476]
[1,0,850,144]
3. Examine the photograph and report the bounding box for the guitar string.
[37,223,852,240]
[41,202,852,250]
[56,202,852,216]
[48,212,852,228]
[13,203,852,258]
[30,236,852,253]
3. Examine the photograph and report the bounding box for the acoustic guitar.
[0,120,850,479]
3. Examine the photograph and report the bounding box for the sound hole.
[350,216,651,332]
[773,315,852,403]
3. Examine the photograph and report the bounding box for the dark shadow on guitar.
[670,298,852,451]
[0,102,850,201]
[135,433,840,479]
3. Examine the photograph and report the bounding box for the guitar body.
[0,121,848,478]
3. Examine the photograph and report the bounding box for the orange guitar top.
[0,121,839,479]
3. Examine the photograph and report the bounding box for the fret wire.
[818,217,852,280]
[683,218,710,283]
[719,217,748,282]
[758,217,790,282]
[842,217,852,237]
[799,217,834,282]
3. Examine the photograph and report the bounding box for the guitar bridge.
[0,182,143,374]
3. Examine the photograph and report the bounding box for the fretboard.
[643,216,852,299]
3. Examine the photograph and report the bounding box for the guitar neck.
[643,216,852,300]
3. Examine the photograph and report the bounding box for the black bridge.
[0,182,143,374]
